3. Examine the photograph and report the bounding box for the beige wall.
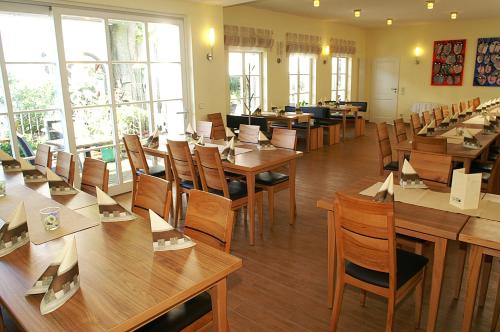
[366,18,500,121]
[223,5,367,113]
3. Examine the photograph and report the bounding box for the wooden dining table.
[317,176,471,332]
[144,136,303,245]
[260,112,312,152]
[0,168,242,331]
[324,105,361,141]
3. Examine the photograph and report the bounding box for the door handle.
[391,88,398,93]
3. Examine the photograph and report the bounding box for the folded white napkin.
[96,187,135,222]
[221,137,236,163]
[20,158,46,183]
[400,159,428,189]
[47,168,78,196]
[417,124,428,136]
[0,150,21,172]
[225,127,235,138]
[463,128,481,149]
[374,173,394,203]
[150,209,195,251]
[144,129,160,149]
[0,202,29,257]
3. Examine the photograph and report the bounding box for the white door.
[371,58,400,123]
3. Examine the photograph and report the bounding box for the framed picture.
[473,37,500,87]
[431,39,466,86]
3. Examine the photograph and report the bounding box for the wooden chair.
[255,128,297,227]
[441,105,450,118]
[422,111,431,125]
[194,145,264,242]
[433,108,444,125]
[410,113,423,135]
[207,113,226,140]
[460,101,468,112]
[139,190,235,332]
[238,124,260,144]
[80,157,109,196]
[376,122,398,175]
[330,192,428,331]
[468,99,474,110]
[123,134,166,206]
[409,151,453,190]
[452,104,460,115]
[196,120,213,139]
[412,136,447,154]
[393,118,407,143]
[34,143,52,169]
[132,174,172,221]
[472,156,500,194]
[473,97,481,110]
[55,151,75,185]
[167,140,199,226]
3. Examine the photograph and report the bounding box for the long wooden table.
[325,105,361,141]
[0,170,242,331]
[144,138,302,245]
[317,177,470,332]
[261,113,312,152]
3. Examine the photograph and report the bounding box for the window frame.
[331,56,352,102]
[289,53,316,105]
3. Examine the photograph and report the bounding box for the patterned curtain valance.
[330,38,356,55]
[224,25,274,49]
[286,33,322,55]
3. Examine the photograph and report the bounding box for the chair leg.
[360,290,367,307]
[386,295,396,332]
[492,275,500,332]
[478,255,493,308]
[415,270,425,329]
[242,206,247,224]
[268,189,274,227]
[258,194,264,237]
[175,191,182,226]
[454,243,468,299]
[330,280,345,331]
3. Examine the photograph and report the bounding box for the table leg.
[342,112,347,141]
[397,150,405,177]
[210,278,228,332]
[462,245,483,332]
[426,238,448,332]
[289,159,296,225]
[246,172,256,245]
[463,159,472,174]
[327,210,335,309]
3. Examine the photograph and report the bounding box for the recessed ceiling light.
[354,9,361,17]
[426,1,434,10]
[313,0,320,7]
[451,12,458,19]
[386,18,393,26]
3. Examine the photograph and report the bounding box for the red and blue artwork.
[431,39,466,86]
[474,37,500,87]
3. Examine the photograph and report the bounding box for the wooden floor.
[118,123,499,332]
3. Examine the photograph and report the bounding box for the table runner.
[360,182,500,222]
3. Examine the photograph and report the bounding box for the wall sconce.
[386,18,393,26]
[450,12,458,20]
[415,47,422,64]
[322,45,330,64]
[206,27,215,61]
[313,0,320,7]
[354,9,361,18]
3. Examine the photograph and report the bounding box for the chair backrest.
[194,145,229,197]
[55,151,75,185]
[196,120,213,139]
[422,111,431,125]
[34,144,52,168]
[452,104,460,115]
[441,105,450,118]
[410,113,423,135]
[468,100,474,109]
[207,113,226,140]
[271,128,297,150]
[393,118,407,143]
[334,192,396,289]
[132,174,172,220]
[81,157,109,196]
[486,157,500,194]
[123,134,149,176]
[433,108,443,125]
[166,140,198,187]
[238,124,260,144]
[184,190,235,253]
[412,136,447,154]
[376,122,393,168]
[410,150,452,188]
[460,101,467,112]
[473,97,481,109]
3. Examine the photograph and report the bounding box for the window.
[331,56,351,102]
[289,54,315,105]
[228,51,262,114]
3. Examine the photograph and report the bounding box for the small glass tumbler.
[40,207,61,231]
[0,180,5,197]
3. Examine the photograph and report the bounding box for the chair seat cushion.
[210,180,263,200]
[490,145,500,154]
[346,249,428,289]
[255,171,289,186]
[383,161,399,172]
[180,179,202,190]
[292,123,309,129]
[472,160,493,173]
[138,292,212,332]
[136,164,166,178]
[489,152,499,162]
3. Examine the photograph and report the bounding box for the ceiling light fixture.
[354,9,361,17]
[426,1,434,10]
[450,12,458,20]
[313,0,320,7]
[386,18,393,26]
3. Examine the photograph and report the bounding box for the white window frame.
[331,56,352,102]
[289,54,316,105]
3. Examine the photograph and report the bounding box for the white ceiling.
[240,0,500,27]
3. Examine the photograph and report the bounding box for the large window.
[0,5,188,193]
[228,51,262,114]
[331,56,351,102]
[289,54,315,105]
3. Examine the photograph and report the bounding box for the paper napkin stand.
[449,168,482,210]
[0,202,29,257]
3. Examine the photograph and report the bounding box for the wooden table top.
[317,177,470,240]
[0,203,242,331]
[259,112,311,121]
[459,218,500,251]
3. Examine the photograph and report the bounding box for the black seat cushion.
[255,171,289,186]
[180,178,202,190]
[346,249,428,289]
[490,145,500,154]
[210,180,263,200]
[383,161,399,172]
[136,164,166,178]
[139,292,212,332]
[489,152,499,162]
[472,160,493,173]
